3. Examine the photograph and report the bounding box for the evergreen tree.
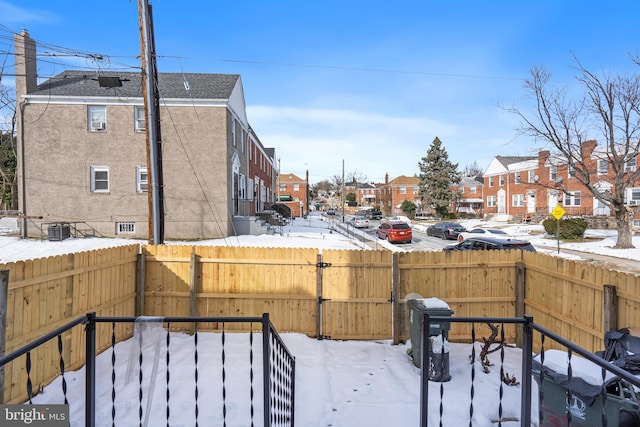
[418,137,461,218]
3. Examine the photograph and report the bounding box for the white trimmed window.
[628,188,640,206]
[136,166,148,193]
[597,159,608,175]
[293,183,300,191]
[487,196,496,207]
[488,177,494,187]
[625,157,637,172]
[88,106,106,131]
[550,165,558,181]
[90,166,109,192]
[399,186,406,194]
[499,175,505,186]
[232,120,236,146]
[116,222,136,235]
[514,172,521,184]
[134,106,146,132]
[239,174,246,199]
[528,170,535,183]
[470,186,477,194]
[568,164,576,178]
[564,191,581,206]
[512,194,524,207]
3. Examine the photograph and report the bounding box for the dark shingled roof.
[30,70,240,99]
[495,155,537,167]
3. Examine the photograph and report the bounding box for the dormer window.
[88,106,106,131]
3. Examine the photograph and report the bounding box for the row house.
[453,176,484,215]
[379,174,420,216]
[483,142,640,227]
[15,30,276,240]
[277,172,308,217]
[354,182,377,207]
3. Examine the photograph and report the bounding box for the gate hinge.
[316,262,332,268]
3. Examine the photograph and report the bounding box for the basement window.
[116,222,136,235]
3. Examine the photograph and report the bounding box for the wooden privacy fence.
[1,243,640,404]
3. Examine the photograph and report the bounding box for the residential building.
[14,30,276,240]
[277,172,308,217]
[355,183,377,207]
[379,174,420,216]
[453,176,484,215]
[483,142,640,224]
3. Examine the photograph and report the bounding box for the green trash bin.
[533,349,640,426]
[407,298,453,381]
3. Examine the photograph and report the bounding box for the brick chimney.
[14,29,37,98]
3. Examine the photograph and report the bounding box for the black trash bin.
[407,298,453,382]
[533,349,640,426]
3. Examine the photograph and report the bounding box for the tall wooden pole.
[138,0,164,244]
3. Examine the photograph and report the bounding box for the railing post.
[262,313,271,426]
[420,312,431,426]
[0,269,8,404]
[85,312,96,427]
[520,315,533,427]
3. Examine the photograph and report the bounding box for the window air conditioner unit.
[93,122,105,130]
[630,200,639,206]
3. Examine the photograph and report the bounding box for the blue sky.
[2,1,640,184]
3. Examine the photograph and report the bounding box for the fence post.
[136,252,145,316]
[262,313,271,426]
[392,253,400,345]
[85,312,96,427]
[520,315,533,427]
[0,269,7,404]
[316,253,323,339]
[515,262,525,347]
[189,253,199,334]
[603,285,617,333]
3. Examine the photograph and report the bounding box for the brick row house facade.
[378,174,420,216]
[483,143,640,228]
[15,30,276,240]
[277,172,309,218]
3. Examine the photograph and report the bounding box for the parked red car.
[376,221,412,244]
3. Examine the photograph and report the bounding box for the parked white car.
[350,215,370,228]
[457,227,509,242]
[387,215,412,225]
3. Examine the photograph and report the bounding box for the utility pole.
[138,0,164,244]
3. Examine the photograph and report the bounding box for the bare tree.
[0,52,18,212]
[346,169,367,185]
[462,161,483,179]
[509,61,640,249]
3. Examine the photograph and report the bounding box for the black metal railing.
[0,312,295,427]
[421,314,640,426]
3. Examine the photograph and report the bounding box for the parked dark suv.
[443,236,536,252]
[364,209,383,220]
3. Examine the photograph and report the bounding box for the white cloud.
[248,105,456,182]
[0,1,59,25]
